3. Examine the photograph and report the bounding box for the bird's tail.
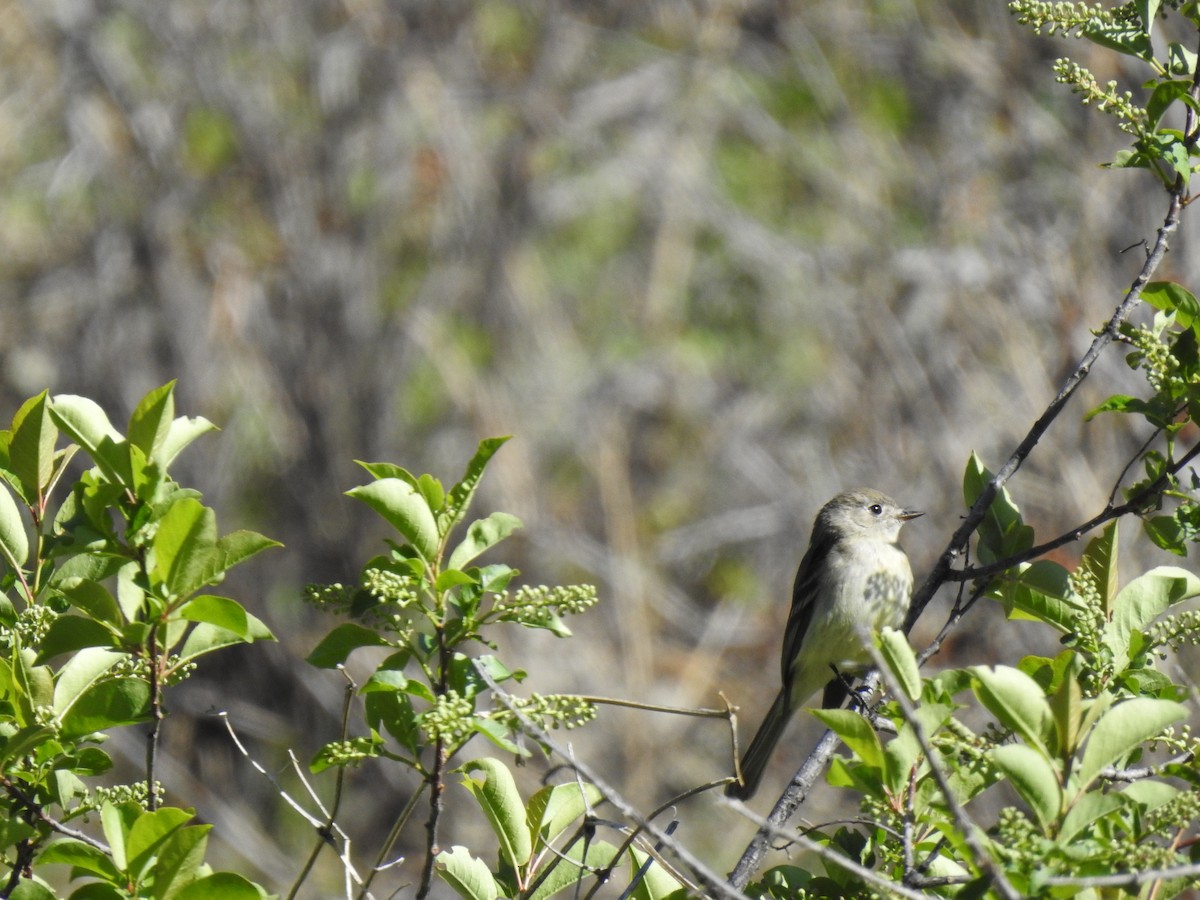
[726,688,792,800]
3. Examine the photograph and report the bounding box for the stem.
[145,621,163,811]
[416,611,452,899]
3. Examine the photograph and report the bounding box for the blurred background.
[2,0,1196,894]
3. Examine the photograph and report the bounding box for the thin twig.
[475,659,749,900]
[948,440,1200,583]
[570,695,732,718]
[864,640,1022,900]
[723,799,938,900]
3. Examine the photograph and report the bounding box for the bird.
[726,488,922,800]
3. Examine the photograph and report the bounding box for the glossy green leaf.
[214,530,281,574]
[128,381,176,462]
[970,665,1054,757]
[59,678,152,738]
[347,478,439,561]
[37,837,122,880]
[153,497,218,599]
[174,873,266,900]
[447,512,522,571]
[176,595,275,642]
[1078,698,1186,789]
[1059,790,1124,844]
[627,846,684,900]
[435,845,504,900]
[9,880,57,900]
[526,840,620,900]
[0,482,28,572]
[991,744,1061,831]
[9,391,56,502]
[58,578,125,627]
[35,615,119,662]
[49,395,128,486]
[1105,566,1200,666]
[176,620,273,663]
[441,436,511,534]
[526,781,603,853]
[962,453,1032,564]
[878,627,920,701]
[811,708,883,769]
[459,757,533,868]
[157,416,218,470]
[52,648,125,717]
[126,806,195,881]
[101,802,138,872]
[307,623,391,668]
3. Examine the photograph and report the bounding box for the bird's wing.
[779,527,836,686]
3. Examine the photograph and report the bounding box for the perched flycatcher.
[727,488,922,800]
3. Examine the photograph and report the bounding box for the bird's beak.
[898,509,924,521]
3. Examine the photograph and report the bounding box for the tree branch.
[475,659,749,900]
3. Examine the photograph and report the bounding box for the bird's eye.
[868,504,883,516]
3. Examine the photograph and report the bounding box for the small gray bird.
[727,488,922,800]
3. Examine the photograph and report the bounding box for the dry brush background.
[0,0,1195,893]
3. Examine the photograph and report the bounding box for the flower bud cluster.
[495,693,597,732]
[1148,609,1200,652]
[1052,59,1147,133]
[1126,323,1180,394]
[1009,1,1121,35]
[495,584,597,623]
[362,567,419,608]
[320,737,380,768]
[421,690,474,745]
[303,582,355,612]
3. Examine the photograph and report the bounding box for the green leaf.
[174,873,266,900]
[9,391,57,503]
[435,845,504,900]
[526,840,620,900]
[442,437,512,535]
[347,479,439,561]
[9,881,58,900]
[49,395,128,486]
[1059,790,1124,845]
[1078,698,1186,789]
[101,801,138,872]
[458,758,533,869]
[447,512,523,571]
[1145,82,1195,131]
[1143,280,1200,329]
[991,744,1061,832]
[52,648,126,718]
[35,615,119,662]
[1143,515,1186,555]
[37,838,122,880]
[810,708,884,770]
[157,416,218,470]
[213,530,281,574]
[878,627,920,701]
[627,847,685,900]
[152,497,219,599]
[59,678,152,738]
[58,578,125,628]
[307,623,391,668]
[128,381,176,463]
[126,806,194,876]
[0,482,28,572]
[1000,561,1080,631]
[1079,522,1119,621]
[970,665,1054,757]
[526,782,603,854]
[1105,566,1200,667]
[175,596,275,642]
[962,453,1032,564]
[175,621,271,664]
